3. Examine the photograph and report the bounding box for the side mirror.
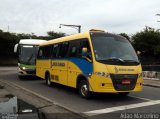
[82,47,92,62]
[14,44,19,61]
[82,47,88,53]
[14,44,18,53]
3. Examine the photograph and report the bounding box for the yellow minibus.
[36,29,143,98]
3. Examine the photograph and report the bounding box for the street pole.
[59,24,81,33]
[7,25,9,32]
[156,14,160,22]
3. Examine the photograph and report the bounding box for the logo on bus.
[114,67,119,73]
[114,67,135,73]
[51,62,65,67]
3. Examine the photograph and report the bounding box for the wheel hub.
[81,84,88,96]
[47,77,51,85]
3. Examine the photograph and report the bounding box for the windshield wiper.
[103,57,125,63]
[124,60,140,64]
[26,54,34,65]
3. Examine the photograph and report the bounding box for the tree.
[47,31,65,40]
[0,30,66,56]
[132,26,160,57]
[119,33,130,40]
[0,31,17,56]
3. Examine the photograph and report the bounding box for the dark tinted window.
[52,44,60,58]
[37,46,52,59]
[44,46,52,58]
[80,39,92,59]
[68,40,81,57]
[68,39,91,58]
[37,47,43,59]
[38,39,91,59]
[58,42,69,58]
[91,32,139,65]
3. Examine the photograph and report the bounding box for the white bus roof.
[19,39,46,45]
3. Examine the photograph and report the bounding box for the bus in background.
[14,39,46,79]
[36,29,143,99]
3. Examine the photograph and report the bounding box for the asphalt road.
[0,67,160,119]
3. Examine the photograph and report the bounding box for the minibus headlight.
[95,72,110,78]
[138,73,143,78]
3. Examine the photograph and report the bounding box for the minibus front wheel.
[79,80,91,99]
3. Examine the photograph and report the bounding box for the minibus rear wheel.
[79,80,91,99]
[45,74,52,86]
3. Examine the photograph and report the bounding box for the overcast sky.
[0,0,160,35]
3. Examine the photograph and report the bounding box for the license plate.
[122,80,131,84]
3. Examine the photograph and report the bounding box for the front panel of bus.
[89,32,143,93]
[18,44,39,75]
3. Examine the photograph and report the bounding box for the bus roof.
[40,29,106,46]
[42,30,102,46]
[19,39,46,45]
[41,31,90,46]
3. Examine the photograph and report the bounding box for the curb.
[143,83,160,88]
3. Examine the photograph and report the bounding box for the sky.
[0,0,160,36]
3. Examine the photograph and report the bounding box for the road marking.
[84,100,160,116]
[129,95,153,101]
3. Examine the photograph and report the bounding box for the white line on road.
[129,95,153,101]
[84,100,160,116]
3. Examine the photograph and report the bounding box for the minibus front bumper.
[89,74,143,93]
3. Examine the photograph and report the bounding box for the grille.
[110,74,138,91]
[26,69,36,74]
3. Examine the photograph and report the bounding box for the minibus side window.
[68,39,92,61]
[42,46,52,59]
[80,39,92,60]
[41,47,45,59]
[52,44,60,58]
[68,40,80,57]
[37,47,43,59]
[58,42,69,58]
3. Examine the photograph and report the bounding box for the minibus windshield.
[91,32,139,65]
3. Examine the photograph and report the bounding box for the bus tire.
[78,80,91,99]
[45,74,52,86]
[118,92,130,96]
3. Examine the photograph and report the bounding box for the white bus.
[14,39,46,79]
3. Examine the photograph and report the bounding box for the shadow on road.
[18,76,42,81]
[40,82,141,102]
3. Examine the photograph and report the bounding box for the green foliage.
[1,26,160,59]
[47,31,65,39]
[132,27,160,56]
[119,33,130,40]
[0,29,65,56]
[0,30,17,55]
